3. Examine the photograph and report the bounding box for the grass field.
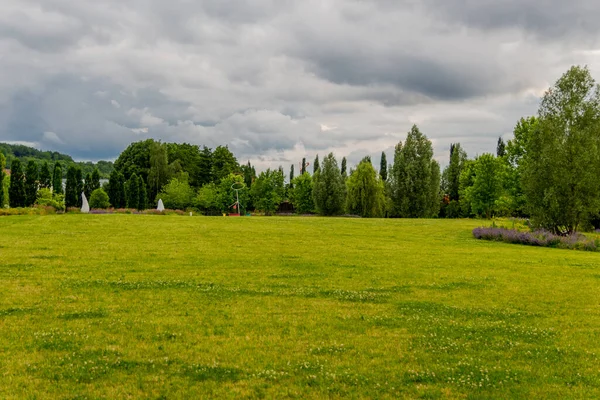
[1,215,599,399]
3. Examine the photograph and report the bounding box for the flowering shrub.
[473,227,599,252]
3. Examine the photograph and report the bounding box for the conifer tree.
[83,172,93,199]
[301,158,307,174]
[24,160,39,206]
[9,159,26,208]
[52,162,63,195]
[497,137,506,158]
[107,170,126,208]
[379,152,388,181]
[138,178,148,210]
[127,173,140,209]
[341,157,347,178]
[65,165,83,208]
[313,155,320,174]
[0,153,6,207]
[39,162,52,189]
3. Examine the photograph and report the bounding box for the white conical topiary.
[157,199,165,212]
[81,192,90,213]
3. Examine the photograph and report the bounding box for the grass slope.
[1,216,599,399]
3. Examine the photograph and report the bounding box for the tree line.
[1,66,599,234]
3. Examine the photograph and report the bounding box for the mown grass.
[1,215,599,399]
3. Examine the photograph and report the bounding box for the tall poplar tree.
[313,155,320,174]
[379,152,387,181]
[391,125,441,218]
[301,158,307,174]
[313,153,345,216]
[346,158,385,217]
[341,157,347,178]
[9,159,26,208]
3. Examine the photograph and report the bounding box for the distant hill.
[0,143,114,178]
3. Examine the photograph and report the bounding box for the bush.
[473,227,599,252]
[35,188,65,211]
[156,178,195,210]
[89,188,110,209]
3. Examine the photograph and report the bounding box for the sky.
[1,0,600,170]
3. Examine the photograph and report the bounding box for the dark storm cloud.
[419,0,600,42]
[0,0,599,167]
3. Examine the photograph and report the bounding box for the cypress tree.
[65,165,82,208]
[107,170,126,208]
[83,172,93,199]
[313,155,320,174]
[127,173,140,209]
[380,152,388,181]
[301,158,307,174]
[91,168,101,192]
[9,159,26,208]
[0,153,6,207]
[39,162,52,189]
[52,162,63,195]
[341,157,347,177]
[138,178,148,211]
[24,160,39,206]
[75,167,83,207]
[497,137,506,157]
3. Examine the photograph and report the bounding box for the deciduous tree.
[313,153,345,216]
[522,66,600,234]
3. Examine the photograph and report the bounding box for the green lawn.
[1,215,599,399]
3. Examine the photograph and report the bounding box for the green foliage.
[240,161,256,189]
[522,66,600,234]
[0,153,6,207]
[148,141,170,201]
[341,157,347,178]
[301,157,307,174]
[346,159,385,217]
[89,189,110,209]
[313,153,345,216]
[52,162,63,195]
[9,159,26,208]
[65,165,83,208]
[198,146,214,186]
[24,160,39,207]
[251,169,285,215]
[379,152,387,181]
[138,179,148,211]
[39,162,52,189]
[496,137,506,157]
[0,142,113,179]
[114,139,155,183]
[83,173,93,199]
[126,174,141,210]
[290,173,314,214]
[196,183,220,215]
[107,170,126,208]
[217,174,248,214]
[462,154,505,218]
[289,164,295,189]
[157,178,195,210]
[35,188,65,211]
[313,155,320,174]
[211,146,239,183]
[391,125,441,218]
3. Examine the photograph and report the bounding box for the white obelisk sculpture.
[157,199,165,212]
[81,192,90,213]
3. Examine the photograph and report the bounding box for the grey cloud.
[1,0,599,169]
